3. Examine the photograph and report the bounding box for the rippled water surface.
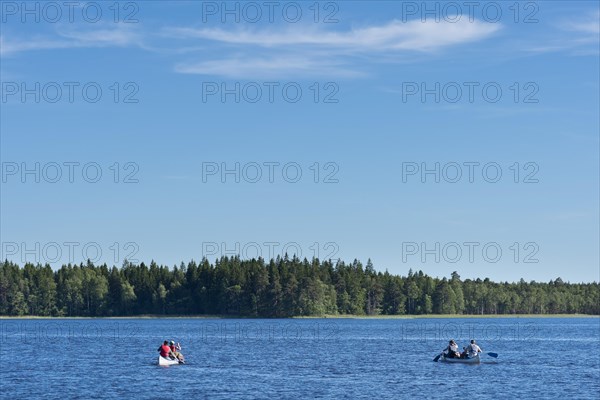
[1,318,598,399]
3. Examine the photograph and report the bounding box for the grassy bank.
[1,314,597,320]
[295,314,599,319]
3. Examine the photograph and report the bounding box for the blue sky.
[1,1,598,282]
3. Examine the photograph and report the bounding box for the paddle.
[486,352,498,358]
[433,353,442,362]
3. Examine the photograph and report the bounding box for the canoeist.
[169,340,184,362]
[465,339,482,358]
[443,339,460,358]
[158,340,175,359]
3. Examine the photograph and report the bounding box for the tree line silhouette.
[0,257,598,317]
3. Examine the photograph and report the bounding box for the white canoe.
[158,356,182,366]
[439,354,480,364]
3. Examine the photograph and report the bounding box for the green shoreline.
[1,314,597,320]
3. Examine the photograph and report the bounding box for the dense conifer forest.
[1,257,598,316]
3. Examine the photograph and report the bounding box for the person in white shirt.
[443,339,460,358]
[465,339,482,358]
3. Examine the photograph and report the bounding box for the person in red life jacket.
[158,340,175,359]
[169,340,184,362]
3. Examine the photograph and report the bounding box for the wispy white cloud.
[562,10,600,34]
[165,19,500,52]
[59,27,142,46]
[175,56,363,79]
[1,17,503,78]
[524,11,599,55]
[168,19,500,78]
[0,24,142,56]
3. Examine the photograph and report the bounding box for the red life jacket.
[160,344,171,357]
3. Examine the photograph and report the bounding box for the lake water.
[1,318,598,399]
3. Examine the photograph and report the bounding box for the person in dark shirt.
[443,339,460,358]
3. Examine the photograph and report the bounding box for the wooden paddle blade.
[433,354,441,362]
[486,352,498,358]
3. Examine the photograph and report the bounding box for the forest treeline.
[0,257,598,317]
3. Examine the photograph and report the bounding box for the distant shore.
[1,314,597,320]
